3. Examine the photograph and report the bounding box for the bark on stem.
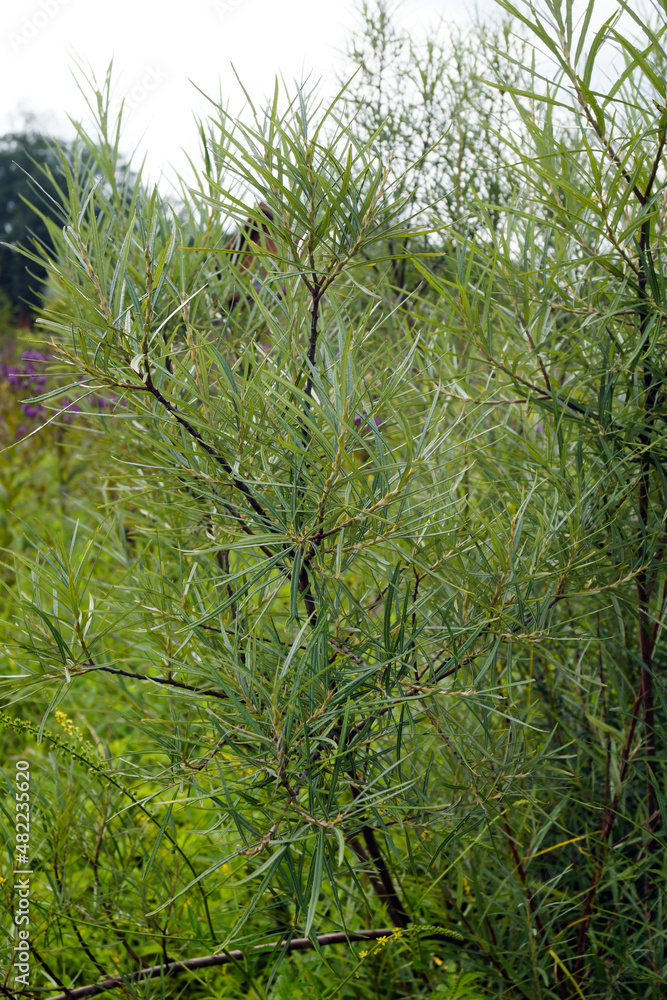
[304,285,321,400]
[43,928,464,1000]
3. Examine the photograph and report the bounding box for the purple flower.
[3,345,118,428]
[354,410,381,429]
[5,350,50,391]
[21,403,45,418]
[57,400,82,422]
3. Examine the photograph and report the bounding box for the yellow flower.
[433,955,443,967]
[55,710,79,739]
[359,950,368,958]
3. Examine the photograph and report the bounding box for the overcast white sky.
[1,0,636,193]
[1,0,501,189]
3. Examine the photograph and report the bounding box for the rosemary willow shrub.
[1,1,666,994]
[2,71,497,999]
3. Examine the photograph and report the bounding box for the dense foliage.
[0,2,665,998]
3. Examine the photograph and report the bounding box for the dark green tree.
[0,130,71,323]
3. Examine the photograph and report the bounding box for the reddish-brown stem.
[349,786,410,928]
[575,684,644,970]
[304,284,322,400]
[87,664,229,700]
[500,809,545,943]
[635,217,660,846]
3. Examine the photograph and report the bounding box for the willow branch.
[143,375,271,529]
[43,928,465,1000]
[86,665,229,701]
